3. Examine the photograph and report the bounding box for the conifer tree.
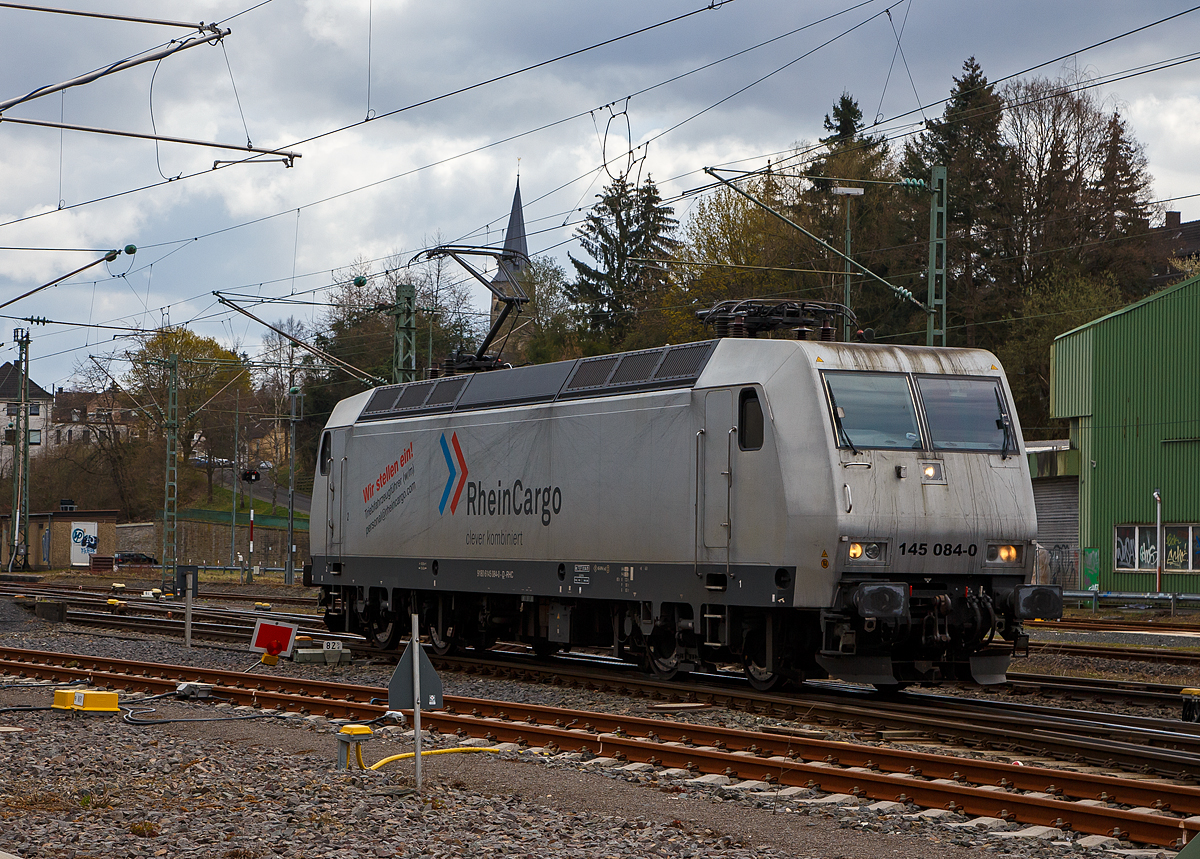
[567,172,678,349]
[904,57,1015,349]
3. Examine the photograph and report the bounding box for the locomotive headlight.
[919,461,945,484]
[986,544,1022,563]
[847,542,884,563]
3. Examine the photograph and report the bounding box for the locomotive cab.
[800,355,1062,686]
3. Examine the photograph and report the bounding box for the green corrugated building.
[1050,273,1200,592]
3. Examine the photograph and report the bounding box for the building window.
[1115,524,1200,571]
[29,404,39,416]
[56,429,61,444]
[67,429,72,443]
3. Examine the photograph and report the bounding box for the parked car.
[115,552,159,566]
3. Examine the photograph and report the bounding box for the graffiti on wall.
[1114,530,1137,569]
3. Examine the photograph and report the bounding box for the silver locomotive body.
[309,338,1061,687]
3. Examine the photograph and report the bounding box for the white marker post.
[184,569,193,649]
[411,611,422,791]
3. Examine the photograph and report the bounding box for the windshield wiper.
[827,387,859,455]
[994,388,1013,460]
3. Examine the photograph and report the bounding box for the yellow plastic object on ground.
[51,689,120,713]
[368,746,501,771]
[1182,688,1200,723]
[260,653,279,666]
[336,724,375,770]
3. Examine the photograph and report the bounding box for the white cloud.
[2,0,1200,385]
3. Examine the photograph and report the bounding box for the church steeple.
[490,178,528,301]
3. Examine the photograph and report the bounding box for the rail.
[3,646,1200,848]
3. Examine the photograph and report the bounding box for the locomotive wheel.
[427,621,457,656]
[367,613,403,650]
[645,629,681,681]
[743,630,785,692]
[743,656,785,692]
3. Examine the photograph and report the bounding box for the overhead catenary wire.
[0,27,230,114]
[0,116,301,164]
[4,3,1195,381]
[0,0,1186,307]
[0,3,218,30]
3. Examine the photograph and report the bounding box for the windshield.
[823,371,922,450]
[916,375,1010,452]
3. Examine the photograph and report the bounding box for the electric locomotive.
[307,302,1062,689]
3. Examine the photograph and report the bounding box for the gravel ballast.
[0,595,1180,859]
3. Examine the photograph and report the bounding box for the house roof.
[0,361,52,401]
[1149,214,1200,290]
[1055,272,1200,342]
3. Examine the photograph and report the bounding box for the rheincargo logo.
[439,431,468,515]
[465,479,561,526]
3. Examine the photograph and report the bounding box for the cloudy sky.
[2,0,1198,390]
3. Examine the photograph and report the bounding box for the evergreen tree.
[822,92,865,145]
[1088,112,1157,298]
[567,173,678,349]
[905,57,1016,349]
[1002,78,1157,302]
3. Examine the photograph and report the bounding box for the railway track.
[17,582,1200,670]
[0,644,1196,848]
[15,587,1200,671]
[1032,617,1200,635]
[0,582,318,608]
[7,592,1197,736]
[16,592,1200,780]
[1030,641,1200,666]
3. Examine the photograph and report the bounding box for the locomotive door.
[703,391,734,551]
[327,433,347,561]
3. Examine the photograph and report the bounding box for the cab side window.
[738,388,764,451]
[319,432,333,476]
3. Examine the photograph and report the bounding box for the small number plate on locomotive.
[898,542,978,557]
